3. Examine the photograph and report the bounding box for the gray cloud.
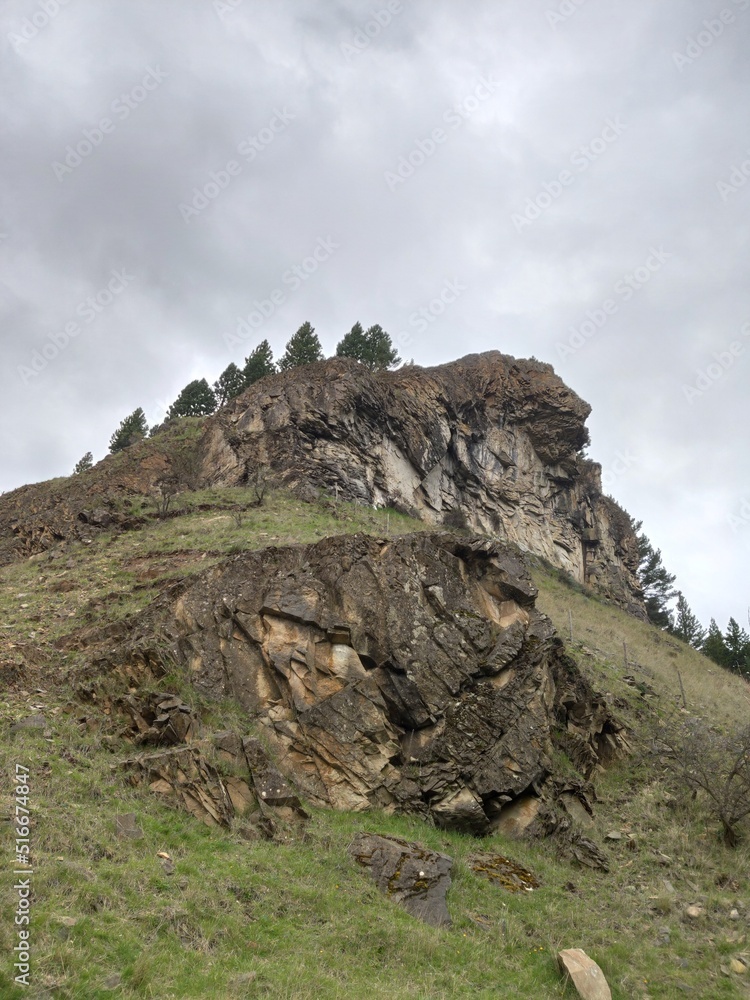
[1,0,748,628]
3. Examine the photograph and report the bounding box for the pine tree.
[336,322,401,370]
[671,592,706,648]
[725,618,750,674]
[363,324,401,370]
[109,408,148,454]
[166,379,217,419]
[213,363,247,406]
[73,452,93,474]
[243,340,276,385]
[634,525,677,628]
[703,618,731,668]
[278,322,324,371]
[336,322,367,363]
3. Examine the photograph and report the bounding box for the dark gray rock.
[349,832,453,927]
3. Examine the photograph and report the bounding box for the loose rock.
[348,832,453,927]
[557,948,612,1000]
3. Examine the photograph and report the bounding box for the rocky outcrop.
[110,531,628,835]
[0,353,642,616]
[201,353,643,613]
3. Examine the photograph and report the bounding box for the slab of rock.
[348,832,452,927]
[558,949,612,1000]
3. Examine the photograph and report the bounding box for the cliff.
[202,353,643,614]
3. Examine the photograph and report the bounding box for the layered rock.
[111,531,628,834]
[201,353,643,612]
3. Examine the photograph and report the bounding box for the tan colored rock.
[493,795,541,839]
[558,949,612,1000]
[685,905,705,920]
[730,958,747,975]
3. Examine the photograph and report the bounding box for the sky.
[1,0,748,631]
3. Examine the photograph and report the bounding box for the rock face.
[113,531,627,834]
[201,353,643,613]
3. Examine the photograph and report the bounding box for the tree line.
[100,320,401,454]
[634,520,750,675]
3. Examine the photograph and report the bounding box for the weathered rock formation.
[110,531,627,835]
[201,353,643,612]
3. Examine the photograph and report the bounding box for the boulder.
[557,949,612,1000]
[349,832,452,927]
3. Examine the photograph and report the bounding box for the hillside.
[2,479,750,999]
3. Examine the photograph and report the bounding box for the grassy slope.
[1,487,749,999]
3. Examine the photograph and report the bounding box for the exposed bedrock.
[114,531,628,835]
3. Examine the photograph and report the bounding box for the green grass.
[2,488,750,997]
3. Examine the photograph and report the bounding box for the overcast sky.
[1,0,748,630]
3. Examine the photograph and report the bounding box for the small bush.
[652,716,750,846]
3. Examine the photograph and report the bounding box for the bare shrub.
[652,716,750,846]
[247,467,268,508]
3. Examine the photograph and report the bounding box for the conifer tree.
[243,340,276,385]
[109,408,148,454]
[336,322,401,370]
[671,592,706,648]
[336,322,367,362]
[166,379,217,419]
[634,524,677,628]
[73,452,94,474]
[213,363,247,406]
[278,322,324,371]
[725,618,750,674]
[703,618,731,668]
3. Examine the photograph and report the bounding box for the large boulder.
[110,531,628,834]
